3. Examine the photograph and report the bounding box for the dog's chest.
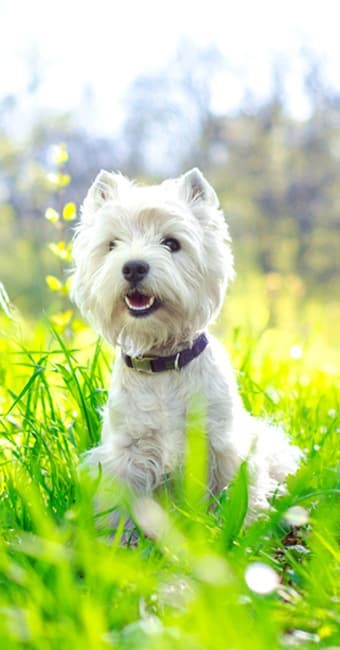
[105,342,236,472]
[113,364,194,431]
[107,358,205,465]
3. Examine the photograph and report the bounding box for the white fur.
[72,168,301,517]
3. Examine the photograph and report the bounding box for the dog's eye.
[109,241,116,251]
[161,238,180,253]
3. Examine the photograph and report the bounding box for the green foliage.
[0,285,339,649]
[218,461,249,550]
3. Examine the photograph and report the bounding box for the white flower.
[289,344,303,359]
[245,562,280,594]
[283,506,309,527]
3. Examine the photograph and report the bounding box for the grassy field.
[0,275,339,650]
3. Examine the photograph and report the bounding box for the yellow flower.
[62,202,77,221]
[45,275,62,291]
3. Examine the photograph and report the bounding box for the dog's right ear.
[84,170,119,211]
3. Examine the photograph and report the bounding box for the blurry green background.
[0,0,339,342]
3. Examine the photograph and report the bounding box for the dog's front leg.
[208,442,241,495]
[84,437,165,493]
[115,440,165,493]
[83,439,164,539]
[206,393,241,495]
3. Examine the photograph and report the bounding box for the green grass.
[0,282,339,650]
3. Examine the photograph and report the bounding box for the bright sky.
[1,0,340,135]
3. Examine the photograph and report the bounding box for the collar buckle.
[130,355,155,373]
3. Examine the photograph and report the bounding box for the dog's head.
[71,168,234,354]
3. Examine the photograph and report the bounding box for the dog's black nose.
[122,260,150,284]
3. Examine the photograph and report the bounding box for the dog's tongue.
[127,292,152,308]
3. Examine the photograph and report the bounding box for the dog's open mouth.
[125,291,160,317]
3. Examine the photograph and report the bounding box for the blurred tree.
[0,42,339,316]
[121,40,224,176]
[197,55,340,285]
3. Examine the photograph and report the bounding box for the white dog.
[71,168,301,519]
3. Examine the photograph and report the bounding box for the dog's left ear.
[178,168,219,207]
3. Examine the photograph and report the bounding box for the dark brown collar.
[122,333,209,373]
